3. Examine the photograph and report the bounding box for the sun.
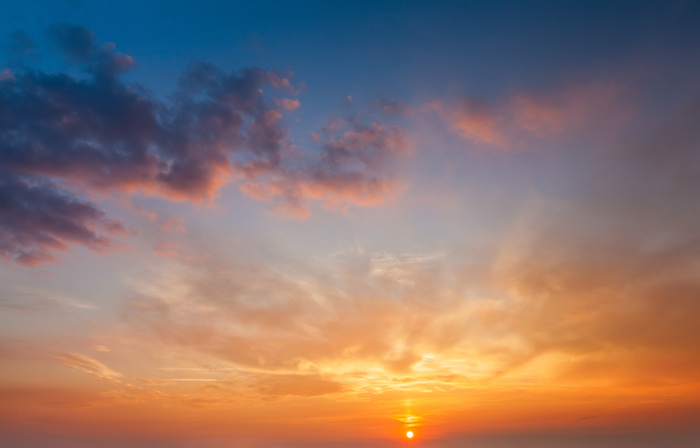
[406,431,414,439]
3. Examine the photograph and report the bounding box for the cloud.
[125,202,187,234]
[369,251,446,286]
[484,95,700,384]
[0,176,128,266]
[55,352,122,381]
[254,374,343,397]
[510,84,624,136]
[374,99,412,117]
[159,217,186,234]
[426,98,505,146]
[426,83,625,149]
[124,261,376,375]
[7,29,37,58]
[121,88,700,393]
[120,244,496,389]
[241,116,411,218]
[275,98,300,111]
[153,241,181,257]
[47,23,97,62]
[0,69,13,81]
[0,26,409,265]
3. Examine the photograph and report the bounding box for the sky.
[1,1,700,447]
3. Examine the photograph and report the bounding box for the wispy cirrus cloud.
[55,352,122,381]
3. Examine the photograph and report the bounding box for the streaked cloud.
[55,352,122,381]
[369,251,446,286]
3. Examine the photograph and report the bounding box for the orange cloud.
[425,99,506,146]
[425,83,626,149]
[54,353,122,381]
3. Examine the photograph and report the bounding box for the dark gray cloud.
[0,175,127,265]
[0,25,409,265]
[47,23,97,62]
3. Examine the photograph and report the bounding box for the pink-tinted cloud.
[510,84,623,136]
[425,99,506,146]
[125,202,187,234]
[375,99,412,117]
[159,217,186,234]
[426,83,625,149]
[153,241,181,258]
[0,70,13,81]
[275,98,300,111]
[267,71,299,95]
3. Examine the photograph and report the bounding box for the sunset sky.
[1,1,700,447]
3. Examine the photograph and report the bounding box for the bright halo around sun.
[406,431,414,439]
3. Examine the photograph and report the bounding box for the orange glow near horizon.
[2,4,700,447]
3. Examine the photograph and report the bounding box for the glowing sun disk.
[406,431,414,439]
